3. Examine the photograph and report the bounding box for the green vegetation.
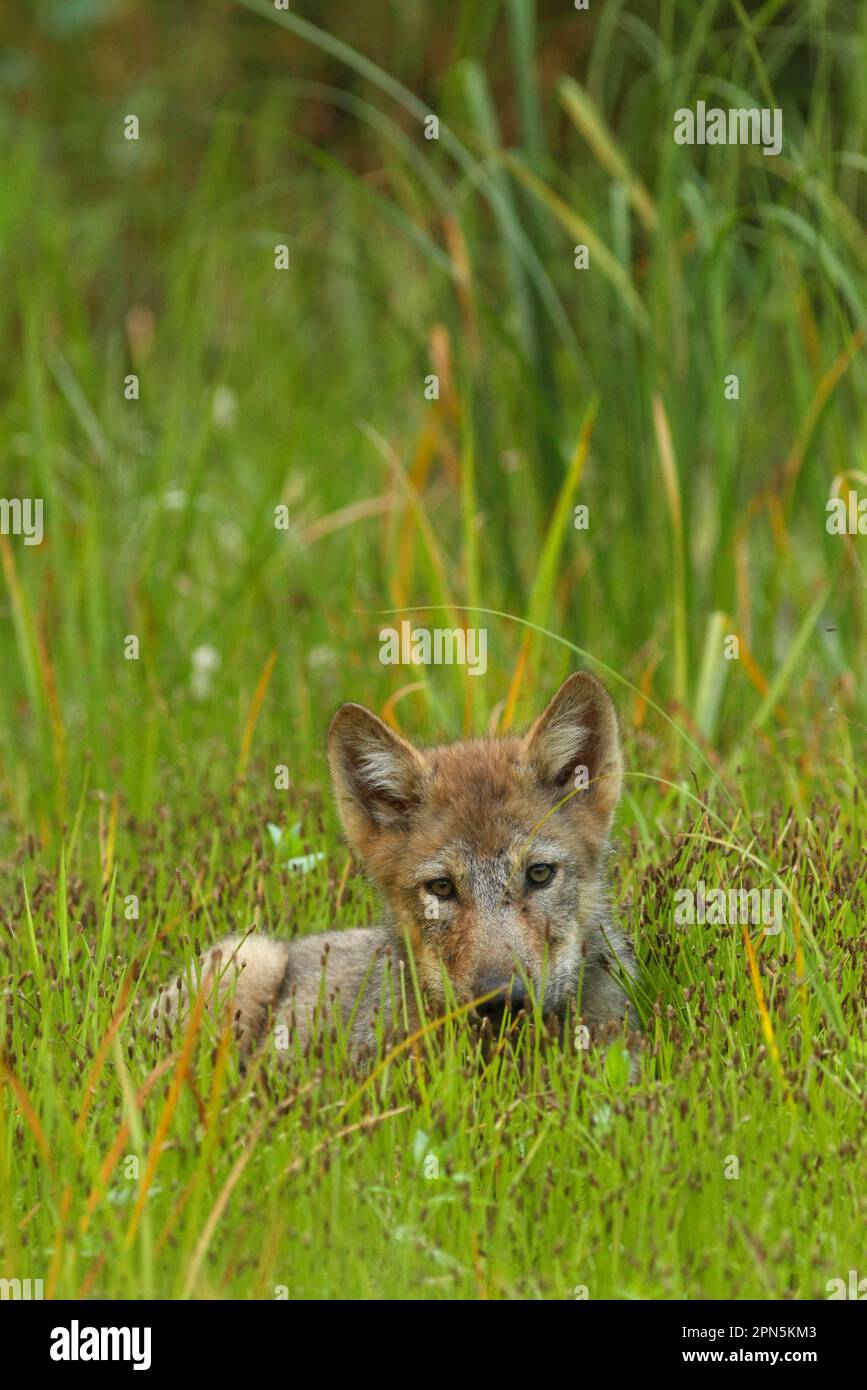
[1,0,864,1299]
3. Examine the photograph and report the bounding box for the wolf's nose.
[474,977,528,1021]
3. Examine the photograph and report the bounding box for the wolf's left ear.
[328,703,426,843]
[525,672,623,825]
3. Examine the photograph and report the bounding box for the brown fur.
[153,672,638,1065]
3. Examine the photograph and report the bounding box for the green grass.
[2,775,864,1298]
[1,0,865,1299]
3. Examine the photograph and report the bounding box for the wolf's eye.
[526,863,555,887]
[426,877,455,900]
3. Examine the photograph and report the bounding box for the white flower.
[191,645,220,699]
[212,385,238,430]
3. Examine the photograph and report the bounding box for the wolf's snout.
[474,975,529,1022]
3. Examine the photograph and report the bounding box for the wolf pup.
[154,671,637,1062]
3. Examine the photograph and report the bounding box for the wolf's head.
[327,672,623,1024]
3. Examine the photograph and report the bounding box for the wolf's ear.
[328,703,426,838]
[525,672,623,825]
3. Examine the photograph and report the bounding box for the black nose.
[474,977,529,1021]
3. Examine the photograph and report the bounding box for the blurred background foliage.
[1,0,865,834]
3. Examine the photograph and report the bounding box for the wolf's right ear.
[328,703,426,840]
